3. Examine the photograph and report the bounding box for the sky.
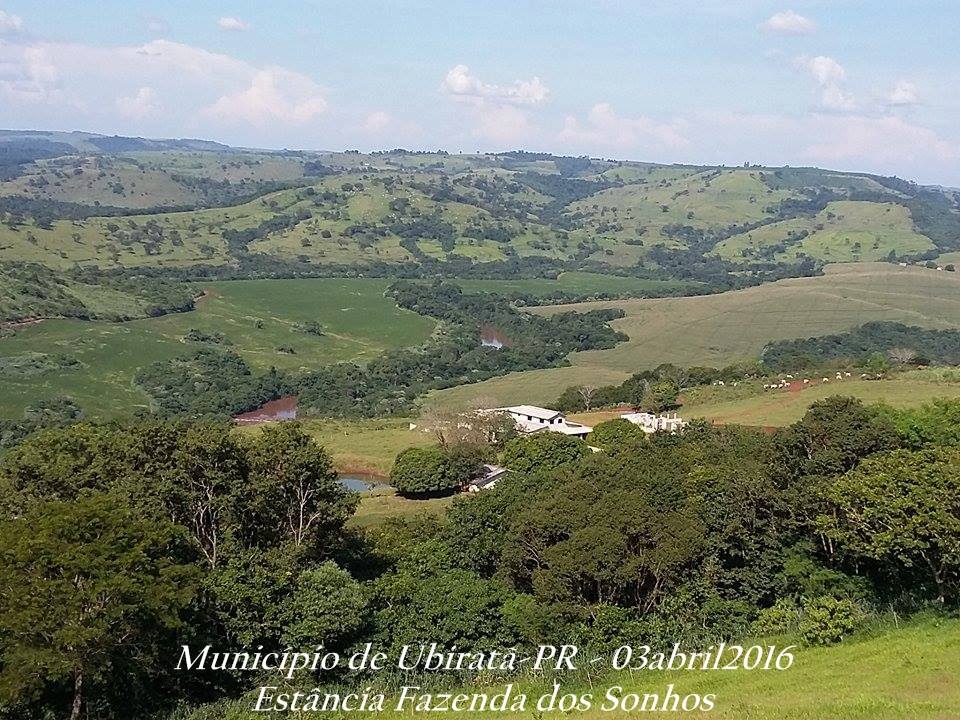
[1,1,958,185]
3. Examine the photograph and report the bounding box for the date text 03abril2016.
[177,642,797,713]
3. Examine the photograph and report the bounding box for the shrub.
[799,596,862,645]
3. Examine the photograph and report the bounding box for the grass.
[427,263,960,410]
[0,151,306,209]
[681,371,960,427]
[716,201,934,263]
[295,417,434,476]
[188,616,960,718]
[0,278,435,419]
[349,488,456,528]
[454,271,697,297]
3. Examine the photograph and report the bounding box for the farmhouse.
[620,411,687,434]
[494,405,593,438]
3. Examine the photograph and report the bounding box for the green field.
[715,201,934,263]
[0,279,435,418]
[565,369,960,430]
[179,617,960,719]
[428,263,960,409]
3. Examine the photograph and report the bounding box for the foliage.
[389,444,486,496]
[764,322,960,370]
[500,432,590,473]
[587,418,647,450]
[819,448,960,602]
[0,493,201,718]
[798,596,862,646]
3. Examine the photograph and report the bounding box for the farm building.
[620,411,687,434]
[493,405,593,438]
[467,464,510,492]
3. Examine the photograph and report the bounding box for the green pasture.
[0,278,435,419]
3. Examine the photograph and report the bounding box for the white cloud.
[474,105,538,145]
[801,114,957,165]
[760,10,816,35]
[0,9,23,34]
[796,55,855,110]
[0,38,327,130]
[440,64,549,106]
[887,80,919,106]
[558,103,688,153]
[203,67,327,126]
[116,86,157,119]
[692,110,959,180]
[217,16,250,32]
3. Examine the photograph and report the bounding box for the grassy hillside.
[716,201,934,263]
[428,263,960,409]
[2,141,957,274]
[169,617,959,719]
[0,278,435,418]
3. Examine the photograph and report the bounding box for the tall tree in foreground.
[820,449,960,603]
[0,493,200,720]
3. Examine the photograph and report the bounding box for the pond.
[234,395,298,423]
[480,324,511,349]
[339,473,390,493]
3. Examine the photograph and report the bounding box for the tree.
[633,379,679,413]
[244,422,354,550]
[500,433,590,474]
[390,446,464,496]
[578,385,597,411]
[589,418,646,450]
[279,562,367,650]
[820,449,960,603]
[0,493,200,720]
[887,347,918,365]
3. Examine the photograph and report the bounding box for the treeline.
[763,322,960,370]
[0,262,198,323]
[295,281,626,416]
[1,397,957,719]
[130,282,627,419]
[555,362,757,413]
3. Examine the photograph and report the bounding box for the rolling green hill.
[1,137,957,278]
[428,263,960,409]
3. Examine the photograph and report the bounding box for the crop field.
[428,263,960,409]
[0,278,435,418]
[715,201,934,263]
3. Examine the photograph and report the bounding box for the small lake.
[234,395,298,423]
[339,473,390,493]
[480,324,511,349]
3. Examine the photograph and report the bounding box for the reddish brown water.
[480,324,511,349]
[234,396,298,423]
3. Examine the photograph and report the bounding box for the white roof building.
[620,411,687,434]
[493,405,593,438]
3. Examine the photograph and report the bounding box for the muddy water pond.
[234,396,298,423]
[480,324,511,349]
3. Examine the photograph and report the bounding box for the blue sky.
[1,1,958,184]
